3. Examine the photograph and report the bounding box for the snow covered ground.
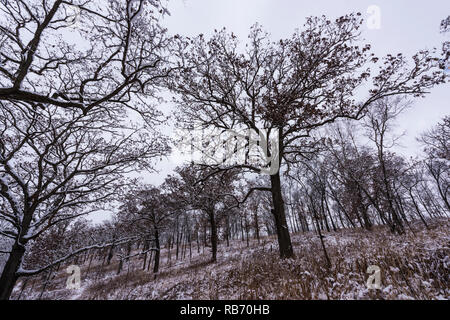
[12,218,449,300]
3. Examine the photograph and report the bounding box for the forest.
[0,0,448,301]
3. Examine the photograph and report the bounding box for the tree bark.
[209,211,218,262]
[106,235,116,265]
[153,228,160,275]
[0,242,25,300]
[253,209,260,243]
[270,171,294,259]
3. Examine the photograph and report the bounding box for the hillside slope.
[12,218,450,300]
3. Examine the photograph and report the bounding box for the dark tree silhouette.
[0,0,172,300]
[169,14,445,258]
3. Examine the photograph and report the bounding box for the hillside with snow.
[12,218,449,300]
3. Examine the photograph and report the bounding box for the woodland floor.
[12,218,450,300]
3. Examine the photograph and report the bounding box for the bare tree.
[363,97,411,233]
[166,165,238,262]
[169,15,444,258]
[119,185,176,276]
[0,0,172,300]
[0,102,167,299]
[0,0,173,119]
[419,116,450,211]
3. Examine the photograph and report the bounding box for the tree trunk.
[240,216,245,241]
[314,214,331,268]
[427,161,450,211]
[175,229,180,260]
[196,230,200,253]
[106,235,116,265]
[153,228,160,276]
[378,145,404,234]
[245,224,250,247]
[209,211,218,262]
[148,250,153,271]
[125,242,132,262]
[203,223,207,253]
[142,239,149,270]
[254,210,260,243]
[409,189,428,228]
[38,267,53,300]
[17,277,28,300]
[270,171,294,259]
[117,259,123,275]
[0,242,25,300]
[324,194,337,232]
[225,223,230,247]
[167,235,172,262]
[188,231,192,260]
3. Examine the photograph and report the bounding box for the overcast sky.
[90,0,449,222]
[161,0,448,168]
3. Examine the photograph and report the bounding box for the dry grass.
[13,218,450,300]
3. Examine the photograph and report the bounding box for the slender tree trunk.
[225,223,230,247]
[153,228,160,276]
[17,277,28,300]
[378,147,404,234]
[324,195,337,232]
[240,216,245,241]
[142,239,149,270]
[409,189,428,228]
[117,259,123,275]
[254,210,260,243]
[196,230,200,253]
[86,252,94,275]
[167,236,172,262]
[357,190,372,231]
[176,229,180,260]
[38,267,53,300]
[330,188,356,228]
[125,242,132,262]
[427,162,450,211]
[203,223,207,252]
[209,211,218,262]
[148,250,153,271]
[188,231,192,260]
[245,223,250,247]
[106,235,116,265]
[270,171,294,258]
[314,214,331,268]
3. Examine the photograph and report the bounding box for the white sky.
[88,0,450,223]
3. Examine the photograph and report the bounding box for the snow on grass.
[13,218,450,300]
